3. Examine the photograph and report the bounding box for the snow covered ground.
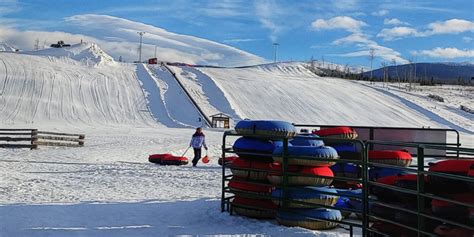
[0,45,472,236]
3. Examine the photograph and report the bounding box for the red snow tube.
[428,159,474,194]
[231,158,273,181]
[369,150,412,167]
[431,193,474,225]
[228,177,273,195]
[232,196,277,219]
[218,156,238,166]
[371,174,423,203]
[371,221,416,237]
[160,156,189,166]
[312,126,358,139]
[148,153,172,164]
[267,165,334,186]
[434,224,474,237]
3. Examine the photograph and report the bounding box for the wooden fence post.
[31,129,38,149]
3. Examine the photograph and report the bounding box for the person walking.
[189,127,208,167]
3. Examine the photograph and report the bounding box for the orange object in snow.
[202,155,209,164]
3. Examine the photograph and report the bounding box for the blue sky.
[1,0,473,67]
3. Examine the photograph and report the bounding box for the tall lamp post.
[273,42,279,63]
[137,31,146,62]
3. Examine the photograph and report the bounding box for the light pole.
[273,43,279,63]
[154,45,157,58]
[137,31,146,62]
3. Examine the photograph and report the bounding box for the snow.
[0,42,16,52]
[0,49,472,236]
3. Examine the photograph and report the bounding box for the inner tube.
[235,120,297,138]
[313,126,358,139]
[334,196,352,218]
[290,134,324,147]
[228,177,273,195]
[330,143,362,160]
[369,167,409,181]
[370,221,416,237]
[331,163,361,178]
[371,174,424,203]
[277,208,342,230]
[273,146,339,166]
[432,193,474,225]
[434,224,474,237]
[429,159,474,194]
[230,158,273,181]
[271,186,339,208]
[335,189,363,217]
[218,156,238,166]
[160,156,188,165]
[369,150,412,167]
[148,153,172,164]
[268,165,334,186]
[233,137,280,160]
[232,196,276,219]
[371,203,418,227]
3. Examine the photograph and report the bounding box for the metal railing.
[221,125,473,236]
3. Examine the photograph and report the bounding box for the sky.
[0,0,473,67]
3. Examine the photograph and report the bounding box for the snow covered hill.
[23,42,115,66]
[0,41,17,52]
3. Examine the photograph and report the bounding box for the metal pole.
[137,32,145,62]
[154,45,157,58]
[417,146,425,237]
[273,43,279,63]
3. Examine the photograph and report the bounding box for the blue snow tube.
[271,186,339,208]
[277,208,342,230]
[336,189,363,218]
[233,137,281,160]
[235,120,297,138]
[331,163,361,178]
[369,167,408,181]
[290,134,324,147]
[330,142,362,161]
[335,196,352,218]
[273,146,338,166]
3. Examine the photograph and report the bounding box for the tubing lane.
[162,64,212,127]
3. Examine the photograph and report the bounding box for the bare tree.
[381,61,388,88]
[408,57,414,91]
[391,58,401,89]
[368,48,375,83]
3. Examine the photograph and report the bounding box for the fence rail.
[221,125,473,237]
[0,129,85,149]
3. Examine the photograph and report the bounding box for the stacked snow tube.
[330,142,362,161]
[270,133,342,230]
[428,159,474,194]
[271,186,339,208]
[369,221,416,237]
[218,156,238,166]
[312,126,358,140]
[235,120,297,138]
[335,189,363,218]
[369,150,413,167]
[148,154,189,166]
[370,174,422,203]
[277,208,342,230]
[428,159,474,234]
[230,120,297,219]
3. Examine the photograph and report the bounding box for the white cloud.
[412,47,474,59]
[427,19,474,35]
[223,38,262,43]
[377,19,474,41]
[332,0,359,11]
[254,0,286,42]
[0,14,265,66]
[311,16,367,33]
[383,18,409,26]
[377,26,422,40]
[0,0,19,16]
[371,9,389,16]
[332,33,408,64]
[463,37,473,43]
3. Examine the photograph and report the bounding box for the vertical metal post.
[362,142,369,237]
[273,43,279,63]
[282,137,289,209]
[137,32,145,62]
[369,128,374,151]
[221,132,227,212]
[417,146,425,236]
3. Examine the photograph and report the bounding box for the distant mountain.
[364,62,474,83]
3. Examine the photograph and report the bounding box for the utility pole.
[154,45,157,58]
[273,42,279,63]
[368,48,375,83]
[137,32,146,62]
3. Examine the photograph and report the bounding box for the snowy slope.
[0,53,155,129]
[0,42,16,52]
[197,63,452,128]
[23,42,115,66]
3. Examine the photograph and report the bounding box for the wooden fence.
[0,129,85,149]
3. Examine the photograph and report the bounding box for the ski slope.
[0,52,156,130]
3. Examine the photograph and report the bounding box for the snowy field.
[0,44,472,236]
